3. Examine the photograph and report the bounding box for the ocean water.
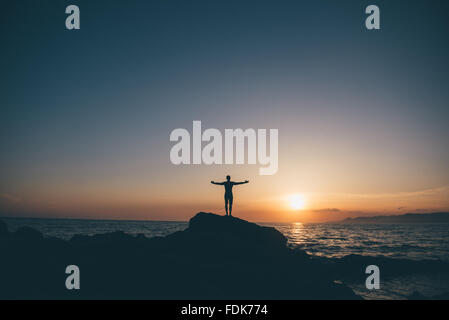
[266,222,449,262]
[2,217,449,299]
[2,217,188,241]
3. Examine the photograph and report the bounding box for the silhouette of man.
[211,175,249,216]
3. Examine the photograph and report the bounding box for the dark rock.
[0,219,8,237]
[408,291,427,300]
[408,291,449,300]
[0,212,361,299]
[332,254,449,279]
[431,292,449,300]
[189,212,287,248]
[13,226,44,242]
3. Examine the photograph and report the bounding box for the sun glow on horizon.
[288,194,306,210]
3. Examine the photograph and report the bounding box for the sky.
[1,0,449,222]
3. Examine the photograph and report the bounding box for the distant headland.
[339,212,449,224]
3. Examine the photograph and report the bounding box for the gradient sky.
[1,0,449,222]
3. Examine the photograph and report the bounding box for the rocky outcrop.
[0,213,360,299]
[0,220,8,238]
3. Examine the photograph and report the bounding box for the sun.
[288,194,306,210]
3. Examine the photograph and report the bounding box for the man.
[211,175,249,216]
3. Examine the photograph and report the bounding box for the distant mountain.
[340,212,449,224]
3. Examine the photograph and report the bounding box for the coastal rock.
[189,212,287,247]
[13,226,44,242]
[0,213,361,299]
[0,219,8,237]
[332,254,449,279]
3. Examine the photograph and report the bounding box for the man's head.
[226,175,231,181]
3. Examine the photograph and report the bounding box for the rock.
[13,226,44,242]
[0,212,361,299]
[0,219,8,237]
[333,254,449,279]
[189,212,287,248]
[408,291,427,300]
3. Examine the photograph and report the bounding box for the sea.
[2,217,449,300]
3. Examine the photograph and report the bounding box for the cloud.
[312,208,341,213]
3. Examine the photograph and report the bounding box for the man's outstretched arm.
[233,180,249,185]
[211,181,225,185]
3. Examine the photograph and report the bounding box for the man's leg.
[225,196,228,216]
[229,196,233,216]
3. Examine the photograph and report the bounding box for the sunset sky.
[1,0,449,222]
